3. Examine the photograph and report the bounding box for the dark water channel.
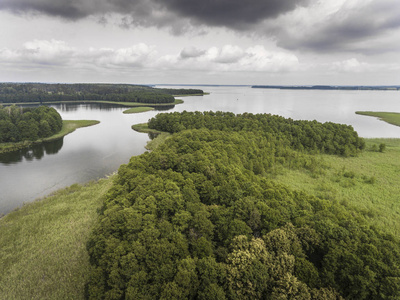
[1,87,400,214]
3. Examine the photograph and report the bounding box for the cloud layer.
[2,0,400,55]
[0,40,300,73]
[0,0,400,53]
[270,0,400,54]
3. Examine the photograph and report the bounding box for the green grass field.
[131,122,161,134]
[0,176,115,299]
[123,106,154,114]
[356,111,400,127]
[0,120,99,154]
[275,138,400,235]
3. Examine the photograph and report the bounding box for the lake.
[1,86,400,215]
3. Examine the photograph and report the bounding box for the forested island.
[0,105,62,143]
[252,85,400,91]
[0,83,204,104]
[0,105,100,154]
[84,112,399,299]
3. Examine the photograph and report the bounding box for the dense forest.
[86,112,399,299]
[0,83,204,104]
[148,111,365,157]
[0,105,63,143]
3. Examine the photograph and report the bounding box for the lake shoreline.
[356,111,400,128]
[0,120,99,154]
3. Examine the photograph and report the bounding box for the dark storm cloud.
[154,0,311,29]
[2,0,400,55]
[0,1,89,19]
[0,0,311,29]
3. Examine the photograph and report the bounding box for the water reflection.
[52,102,176,112]
[0,138,64,164]
[53,102,128,111]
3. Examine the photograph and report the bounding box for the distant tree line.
[86,111,399,299]
[156,88,204,95]
[252,85,400,91]
[148,111,365,156]
[0,105,63,143]
[0,83,204,104]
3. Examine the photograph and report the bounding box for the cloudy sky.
[0,0,399,85]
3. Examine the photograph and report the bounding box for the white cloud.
[86,43,157,68]
[329,58,370,73]
[266,0,400,54]
[0,39,75,66]
[213,45,245,64]
[173,45,299,72]
[0,41,299,73]
[180,46,206,59]
[0,40,158,70]
[1,39,399,85]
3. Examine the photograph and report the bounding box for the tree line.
[0,83,204,104]
[0,105,63,143]
[86,112,399,299]
[148,111,365,157]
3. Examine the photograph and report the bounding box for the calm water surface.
[1,86,400,214]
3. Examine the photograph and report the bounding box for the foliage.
[148,111,365,157]
[0,83,203,104]
[155,88,204,95]
[87,112,399,299]
[0,105,62,143]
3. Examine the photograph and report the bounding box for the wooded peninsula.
[0,83,204,104]
[84,112,399,299]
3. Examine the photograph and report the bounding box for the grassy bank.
[356,111,400,127]
[0,176,115,299]
[0,120,99,154]
[275,138,400,235]
[123,106,154,114]
[131,122,162,134]
[131,122,171,150]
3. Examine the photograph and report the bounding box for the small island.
[0,105,99,154]
[123,107,154,114]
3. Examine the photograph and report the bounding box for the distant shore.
[253,85,400,91]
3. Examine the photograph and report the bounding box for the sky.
[0,0,399,85]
